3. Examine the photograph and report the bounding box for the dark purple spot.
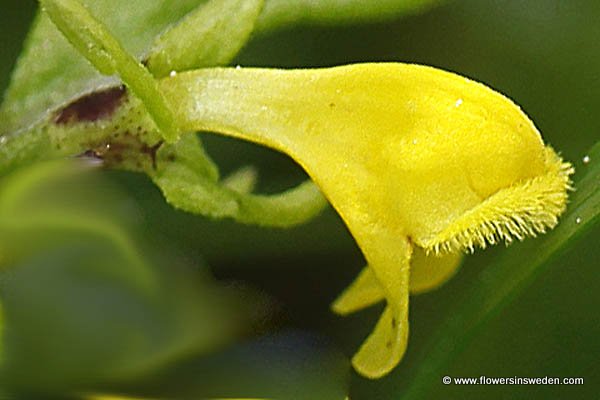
[79,149,102,159]
[141,140,164,169]
[55,86,126,125]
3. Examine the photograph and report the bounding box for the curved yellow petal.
[409,247,463,295]
[331,248,463,315]
[349,235,411,378]
[159,63,573,378]
[331,266,384,316]
[421,147,573,253]
[353,304,408,379]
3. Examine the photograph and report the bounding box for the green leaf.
[0,160,267,393]
[1,0,203,135]
[147,0,265,78]
[400,142,600,399]
[256,0,444,33]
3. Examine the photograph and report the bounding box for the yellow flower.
[159,63,573,378]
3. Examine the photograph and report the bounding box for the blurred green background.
[0,0,598,399]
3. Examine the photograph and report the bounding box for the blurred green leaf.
[256,0,443,33]
[0,159,152,286]
[0,160,268,394]
[0,1,35,96]
[147,0,265,77]
[400,142,600,399]
[103,333,349,400]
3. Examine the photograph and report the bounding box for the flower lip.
[418,147,574,254]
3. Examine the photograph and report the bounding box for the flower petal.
[159,63,572,377]
[332,246,463,317]
[161,63,567,248]
[331,266,384,316]
[353,304,408,379]
[409,247,463,295]
[349,235,411,378]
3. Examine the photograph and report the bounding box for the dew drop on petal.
[235,65,242,70]
[455,98,463,107]
[169,70,177,78]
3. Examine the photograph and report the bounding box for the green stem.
[150,134,327,227]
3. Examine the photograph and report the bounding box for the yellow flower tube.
[159,63,573,378]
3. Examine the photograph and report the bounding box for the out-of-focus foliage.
[107,333,349,400]
[0,159,270,394]
[147,0,265,76]
[255,0,442,32]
